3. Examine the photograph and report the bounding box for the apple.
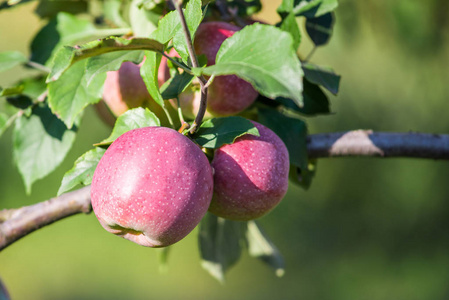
[90,126,214,247]
[99,60,175,127]
[194,22,259,116]
[168,21,259,119]
[209,121,289,221]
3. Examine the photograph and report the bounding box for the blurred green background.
[1,1,449,299]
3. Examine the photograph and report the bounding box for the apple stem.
[162,102,176,129]
[26,61,50,74]
[304,46,317,62]
[171,0,208,134]
[176,96,188,125]
[178,121,190,133]
[204,75,215,89]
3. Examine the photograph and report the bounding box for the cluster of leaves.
[0,0,340,281]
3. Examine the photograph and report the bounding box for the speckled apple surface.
[91,127,214,247]
[103,61,150,116]
[210,121,289,221]
[194,22,259,116]
[102,61,174,126]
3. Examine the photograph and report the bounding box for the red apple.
[99,60,174,127]
[195,22,258,116]
[91,127,214,247]
[169,21,259,119]
[209,121,289,221]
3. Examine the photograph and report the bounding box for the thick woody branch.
[0,186,92,251]
[307,130,449,159]
[0,131,448,251]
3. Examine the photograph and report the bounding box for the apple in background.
[194,21,259,117]
[90,126,214,247]
[169,21,259,119]
[209,121,290,221]
[98,60,175,127]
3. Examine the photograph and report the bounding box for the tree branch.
[1,130,448,251]
[307,130,449,159]
[0,186,91,251]
[171,0,208,134]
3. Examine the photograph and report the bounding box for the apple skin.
[91,127,214,247]
[182,21,258,117]
[99,60,174,127]
[209,121,289,221]
[194,22,259,116]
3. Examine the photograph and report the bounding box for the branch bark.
[1,130,448,251]
[0,186,92,251]
[307,130,449,159]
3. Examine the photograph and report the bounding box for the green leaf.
[86,50,144,85]
[199,213,245,283]
[158,247,170,273]
[150,0,203,62]
[289,159,317,189]
[278,0,338,19]
[48,60,106,129]
[303,62,340,95]
[201,23,304,107]
[0,51,27,72]
[0,0,31,9]
[31,12,103,66]
[13,104,77,194]
[6,96,33,111]
[129,0,159,37]
[95,107,160,147]
[104,0,129,28]
[20,76,47,99]
[140,51,164,107]
[35,1,88,18]
[0,85,24,97]
[172,0,203,62]
[226,0,262,17]
[277,78,330,115]
[305,12,335,46]
[160,71,194,100]
[5,76,47,111]
[258,107,308,169]
[246,221,285,277]
[47,36,164,82]
[57,147,106,196]
[280,13,302,50]
[192,116,260,149]
[30,18,59,65]
[1,76,46,99]
[0,276,10,300]
[0,113,9,138]
[56,12,97,44]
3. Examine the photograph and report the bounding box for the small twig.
[160,51,193,75]
[204,74,215,89]
[26,61,51,74]
[171,0,208,134]
[304,46,316,62]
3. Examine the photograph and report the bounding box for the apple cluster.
[90,22,290,248]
